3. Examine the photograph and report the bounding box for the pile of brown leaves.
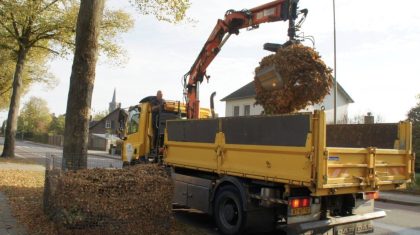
[45,165,174,235]
[255,43,333,114]
[0,170,57,235]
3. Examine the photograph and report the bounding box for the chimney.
[364,112,374,124]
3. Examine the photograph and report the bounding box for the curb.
[21,140,62,150]
[383,190,420,196]
[376,197,420,207]
[88,153,121,161]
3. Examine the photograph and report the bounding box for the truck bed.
[164,111,414,196]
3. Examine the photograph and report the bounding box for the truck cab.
[120,96,210,165]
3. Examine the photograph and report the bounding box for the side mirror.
[117,128,127,140]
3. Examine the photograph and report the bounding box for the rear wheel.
[214,186,246,235]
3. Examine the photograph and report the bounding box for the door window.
[127,109,140,135]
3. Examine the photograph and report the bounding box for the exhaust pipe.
[210,92,216,118]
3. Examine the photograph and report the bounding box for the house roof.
[220,81,256,101]
[89,120,99,128]
[221,80,354,103]
[89,108,122,130]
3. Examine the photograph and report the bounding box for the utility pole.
[333,0,337,124]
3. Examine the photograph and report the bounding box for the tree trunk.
[1,47,27,158]
[62,0,105,170]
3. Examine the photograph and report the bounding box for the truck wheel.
[122,161,130,168]
[214,186,246,235]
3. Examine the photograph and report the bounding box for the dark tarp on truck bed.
[167,114,311,147]
[221,114,310,146]
[326,123,398,149]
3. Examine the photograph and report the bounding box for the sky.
[1,0,419,123]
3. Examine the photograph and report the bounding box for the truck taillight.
[301,198,310,207]
[364,191,379,200]
[290,197,311,208]
[291,199,300,208]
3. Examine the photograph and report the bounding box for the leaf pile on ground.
[254,43,333,114]
[0,169,57,235]
[0,163,207,235]
[44,164,174,235]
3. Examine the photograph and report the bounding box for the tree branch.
[32,45,59,55]
[0,21,19,40]
[28,32,57,47]
[0,43,17,53]
[0,85,12,96]
[38,0,60,15]
[10,13,20,37]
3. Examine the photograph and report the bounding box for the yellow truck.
[163,110,414,234]
[120,96,210,165]
[121,0,415,232]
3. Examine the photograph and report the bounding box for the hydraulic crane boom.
[184,0,299,119]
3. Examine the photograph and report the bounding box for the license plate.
[290,207,311,216]
[334,221,373,235]
[355,221,373,234]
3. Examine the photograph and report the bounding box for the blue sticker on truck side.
[328,156,340,161]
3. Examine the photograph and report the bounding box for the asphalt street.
[0,137,122,169]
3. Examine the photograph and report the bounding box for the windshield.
[127,107,140,135]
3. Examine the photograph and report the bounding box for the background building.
[221,81,354,124]
[89,89,125,152]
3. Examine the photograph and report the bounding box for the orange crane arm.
[184,0,298,119]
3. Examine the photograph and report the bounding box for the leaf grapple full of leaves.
[254,43,333,114]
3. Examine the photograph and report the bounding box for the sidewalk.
[0,161,30,235]
[378,191,420,206]
[88,150,120,160]
[0,193,27,235]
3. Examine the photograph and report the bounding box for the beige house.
[221,81,354,124]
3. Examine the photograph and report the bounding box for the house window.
[244,105,250,116]
[233,106,240,117]
[105,120,111,129]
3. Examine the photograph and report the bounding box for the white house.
[221,81,354,124]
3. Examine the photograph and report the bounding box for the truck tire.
[214,185,247,235]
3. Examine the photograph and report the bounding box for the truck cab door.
[122,107,141,163]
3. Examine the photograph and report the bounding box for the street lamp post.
[333,0,337,124]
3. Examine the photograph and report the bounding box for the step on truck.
[164,111,414,234]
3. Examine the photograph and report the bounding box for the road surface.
[0,137,122,169]
[173,200,420,235]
